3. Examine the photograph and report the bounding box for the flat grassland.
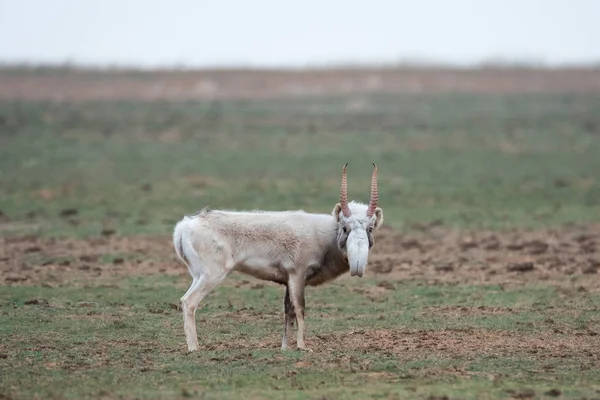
[1,67,600,399]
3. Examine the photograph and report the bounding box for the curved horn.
[366,163,379,218]
[340,163,351,218]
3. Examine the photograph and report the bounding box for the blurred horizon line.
[2,58,600,73]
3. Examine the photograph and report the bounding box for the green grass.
[2,90,600,399]
[1,93,600,238]
[1,275,599,399]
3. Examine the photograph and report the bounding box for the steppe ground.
[1,66,600,399]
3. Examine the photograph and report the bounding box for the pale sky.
[1,0,599,68]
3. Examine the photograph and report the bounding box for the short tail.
[173,218,191,267]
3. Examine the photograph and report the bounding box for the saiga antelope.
[173,163,383,352]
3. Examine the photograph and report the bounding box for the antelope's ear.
[373,208,384,229]
[332,203,343,222]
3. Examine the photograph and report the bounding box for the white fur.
[173,199,383,352]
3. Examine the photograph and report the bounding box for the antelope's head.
[332,163,384,277]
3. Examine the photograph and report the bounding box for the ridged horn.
[340,163,351,218]
[366,163,378,218]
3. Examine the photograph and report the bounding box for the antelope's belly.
[233,257,289,284]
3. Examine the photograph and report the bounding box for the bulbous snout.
[347,232,370,278]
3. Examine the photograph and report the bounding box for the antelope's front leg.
[288,274,312,352]
[281,285,295,350]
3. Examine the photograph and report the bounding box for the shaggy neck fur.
[304,218,350,286]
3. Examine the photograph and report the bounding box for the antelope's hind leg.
[180,241,232,352]
[180,276,203,351]
[181,267,231,352]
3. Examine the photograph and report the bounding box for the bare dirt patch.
[368,223,600,290]
[182,325,598,366]
[313,328,599,360]
[1,223,599,288]
[420,305,516,318]
[0,234,179,286]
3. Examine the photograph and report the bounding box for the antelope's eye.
[342,226,348,233]
[368,227,373,233]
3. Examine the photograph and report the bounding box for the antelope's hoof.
[297,346,313,352]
